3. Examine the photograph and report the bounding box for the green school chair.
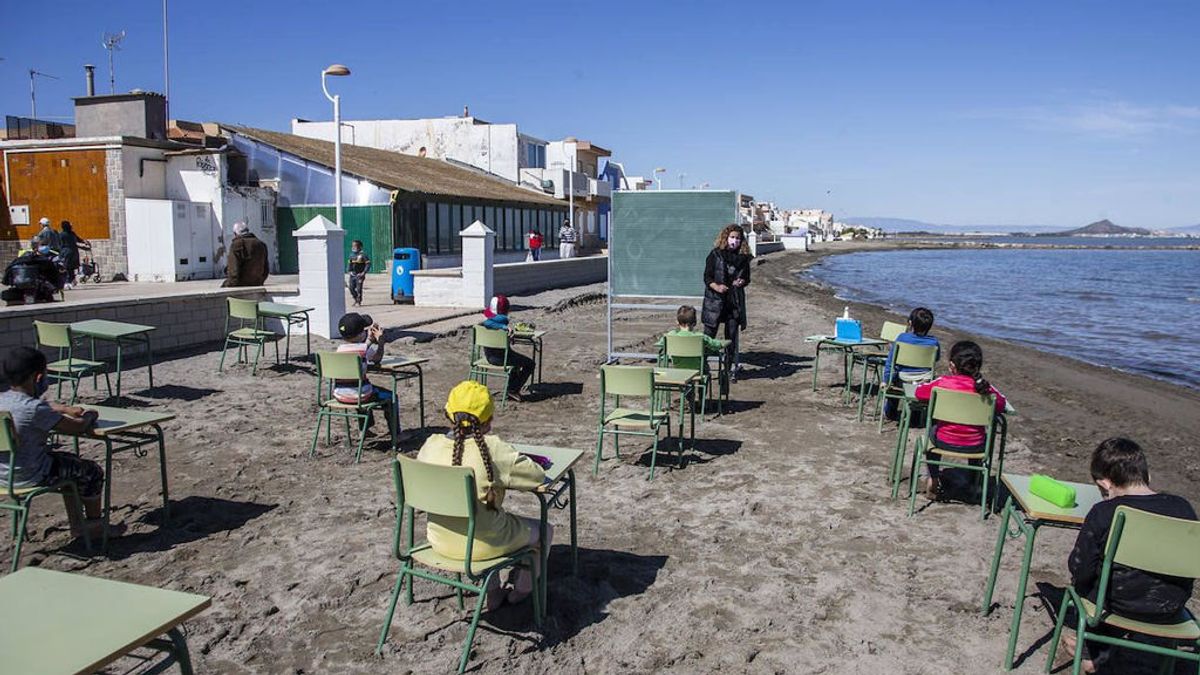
[0,411,91,572]
[309,351,392,463]
[33,320,111,403]
[664,333,711,418]
[849,320,906,420]
[875,341,938,433]
[376,456,541,674]
[218,297,279,375]
[906,387,997,519]
[468,325,513,408]
[594,365,671,480]
[1046,506,1200,675]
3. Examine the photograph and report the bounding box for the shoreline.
[816,237,1200,251]
[761,248,1200,501]
[790,240,1200,394]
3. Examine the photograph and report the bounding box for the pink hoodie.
[914,374,1007,448]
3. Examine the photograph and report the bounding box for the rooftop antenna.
[102,30,126,94]
[29,68,60,120]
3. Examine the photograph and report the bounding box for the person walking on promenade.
[347,239,371,306]
[526,230,543,261]
[58,221,90,289]
[558,219,576,259]
[222,222,269,287]
[36,217,62,252]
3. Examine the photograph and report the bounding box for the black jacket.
[1068,493,1196,622]
[701,247,752,329]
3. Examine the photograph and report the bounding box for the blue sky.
[2,0,1197,228]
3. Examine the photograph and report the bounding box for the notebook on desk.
[522,453,553,469]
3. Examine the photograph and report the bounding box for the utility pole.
[162,0,170,118]
[29,69,60,120]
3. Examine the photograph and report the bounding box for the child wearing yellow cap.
[416,380,550,609]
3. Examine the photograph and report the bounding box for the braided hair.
[948,340,991,397]
[449,412,499,509]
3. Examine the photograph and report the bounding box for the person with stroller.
[58,221,91,288]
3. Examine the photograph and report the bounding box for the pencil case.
[1029,474,1076,508]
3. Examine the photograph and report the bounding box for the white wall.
[166,152,279,273]
[292,117,525,182]
[120,146,168,199]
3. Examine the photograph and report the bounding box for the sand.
[4,247,1198,674]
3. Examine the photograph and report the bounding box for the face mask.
[35,376,49,398]
[38,246,51,254]
[727,237,741,250]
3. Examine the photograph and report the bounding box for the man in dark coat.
[222,222,269,287]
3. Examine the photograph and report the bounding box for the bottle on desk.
[835,306,863,342]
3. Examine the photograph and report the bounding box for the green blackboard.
[610,190,738,297]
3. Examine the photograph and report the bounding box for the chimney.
[84,64,96,96]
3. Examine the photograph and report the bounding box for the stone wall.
[411,268,463,307]
[100,148,129,278]
[494,255,607,296]
[412,254,606,306]
[0,287,269,361]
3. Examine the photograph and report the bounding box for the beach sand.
[4,248,1198,674]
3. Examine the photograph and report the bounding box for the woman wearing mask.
[701,224,752,380]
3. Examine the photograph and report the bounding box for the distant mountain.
[846,216,1060,235]
[1049,219,1152,237]
[845,217,945,232]
[1164,224,1200,236]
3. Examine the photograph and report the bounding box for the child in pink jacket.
[914,340,1006,498]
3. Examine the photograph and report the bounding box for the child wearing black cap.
[336,312,397,437]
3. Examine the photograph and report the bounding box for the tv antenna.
[102,30,126,93]
[29,69,60,120]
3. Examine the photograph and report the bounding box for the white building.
[292,115,612,249]
[291,115,546,184]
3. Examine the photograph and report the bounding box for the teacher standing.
[702,224,752,380]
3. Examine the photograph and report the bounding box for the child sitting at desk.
[0,346,105,540]
[656,305,725,359]
[883,307,940,420]
[1063,437,1196,672]
[913,340,1006,500]
[417,380,551,610]
[335,312,398,439]
[479,294,535,402]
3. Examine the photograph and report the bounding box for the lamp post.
[321,63,351,229]
[654,167,666,190]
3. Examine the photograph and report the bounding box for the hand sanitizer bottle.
[836,305,862,341]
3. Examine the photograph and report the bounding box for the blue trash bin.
[391,248,420,303]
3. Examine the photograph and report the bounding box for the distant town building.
[292,115,613,249]
[223,125,567,270]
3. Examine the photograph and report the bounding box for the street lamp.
[654,167,666,191]
[321,63,351,229]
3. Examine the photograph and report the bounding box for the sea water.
[804,247,1200,389]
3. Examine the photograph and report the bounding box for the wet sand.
[4,248,1198,674]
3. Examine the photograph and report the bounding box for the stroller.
[78,255,101,283]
